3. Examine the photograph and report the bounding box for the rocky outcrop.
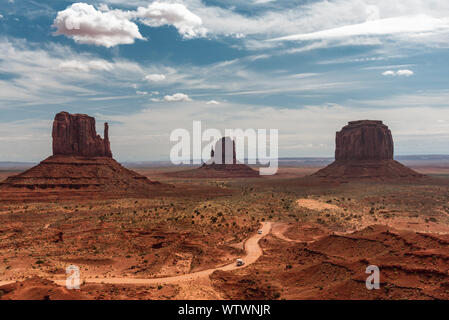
[52,112,112,157]
[313,120,423,180]
[335,120,393,161]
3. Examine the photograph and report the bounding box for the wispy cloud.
[270,15,449,42]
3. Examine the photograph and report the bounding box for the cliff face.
[335,120,393,161]
[52,112,112,157]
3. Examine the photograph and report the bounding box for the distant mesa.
[0,112,167,201]
[169,137,259,178]
[313,120,424,180]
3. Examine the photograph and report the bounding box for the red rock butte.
[313,120,423,180]
[0,112,166,201]
[199,137,258,177]
[168,137,259,178]
[52,112,112,158]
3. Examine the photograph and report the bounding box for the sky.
[0,0,448,162]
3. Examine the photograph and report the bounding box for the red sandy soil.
[0,155,164,201]
[0,156,236,202]
[211,223,449,300]
[166,164,260,179]
[0,276,179,300]
[0,164,448,300]
[313,160,424,181]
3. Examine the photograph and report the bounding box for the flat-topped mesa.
[52,112,112,158]
[312,119,423,180]
[335,120,393,161]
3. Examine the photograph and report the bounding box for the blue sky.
[0,0,449,161]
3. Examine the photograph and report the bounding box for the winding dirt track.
[271,223,298,243]
[44,221,271,287]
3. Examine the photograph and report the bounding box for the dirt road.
[47,222,272,286]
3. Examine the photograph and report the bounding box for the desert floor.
[0,165,448,300]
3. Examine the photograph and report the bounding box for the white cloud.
[382,69,414,77]
[0,14,3,19]
[206,100,220,104]
[270,15,449,41]
[56,1,449,50]
[53,2,206,47]
[53,3,144,47]
[163,93,192,102]
[167,0,449,51]
[397,69,414,76]
[58,60,114,72]
[134,2,206,38]
[136,90,148,95]
[144,73,166,82]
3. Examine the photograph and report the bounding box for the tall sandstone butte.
[313,120,423,180]
[52,112,112,157]
[0,111,164,201]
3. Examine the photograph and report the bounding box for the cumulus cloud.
[53,2,206,47]
[144,73,166,81]
[134,2,206,38]
[0,14,3,19]
[382,69,414,77]
[163,93,191,102]
[58,60,114,72]
[53,3,144,47]
[206,100,220,104]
